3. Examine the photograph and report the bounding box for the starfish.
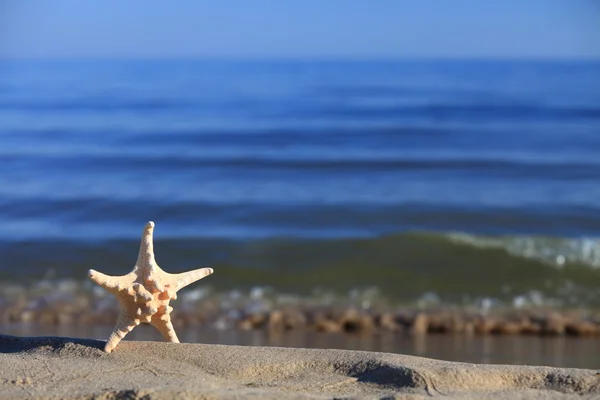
[88,221,214,353]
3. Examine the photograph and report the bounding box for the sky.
[0,0,599,59]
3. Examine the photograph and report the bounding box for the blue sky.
[1,0,599,58]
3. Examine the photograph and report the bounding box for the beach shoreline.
[3,322,600,370]
[4,294,600,337]
[1,334,599,399]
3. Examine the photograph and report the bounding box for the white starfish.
[88,221,213,353]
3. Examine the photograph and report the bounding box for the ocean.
[1,59,600,306]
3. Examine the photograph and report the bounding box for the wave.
[310,104,600,121]
[2,97,599,123]
[0,125,467,149]
[0,98,195,112]
[3,151,600,179]
[1,231,600,306]
[1,199,599,239]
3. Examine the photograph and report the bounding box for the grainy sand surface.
[1,334,599,399]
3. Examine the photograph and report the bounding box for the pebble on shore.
[3,282,600,337]
[5,298,600,338]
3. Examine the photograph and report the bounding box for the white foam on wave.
[447,232,600,268]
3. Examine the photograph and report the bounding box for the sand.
[1,334,599,399]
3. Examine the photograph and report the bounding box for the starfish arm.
[104,313,139,353]
[88,269,126,293]
[136,221,156,266]
[170,267,214,291]
[151,314,180,343]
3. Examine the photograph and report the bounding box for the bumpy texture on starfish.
[88,221,214,353]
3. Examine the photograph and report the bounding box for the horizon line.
[1,54,600,62]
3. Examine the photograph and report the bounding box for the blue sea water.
[1,59,600,301]
[1,60,599,239]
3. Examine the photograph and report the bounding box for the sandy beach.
[1,334,599,399]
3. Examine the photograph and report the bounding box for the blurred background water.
[1,59,600,306]
[2,60,600,240]
[1,1,600,368]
